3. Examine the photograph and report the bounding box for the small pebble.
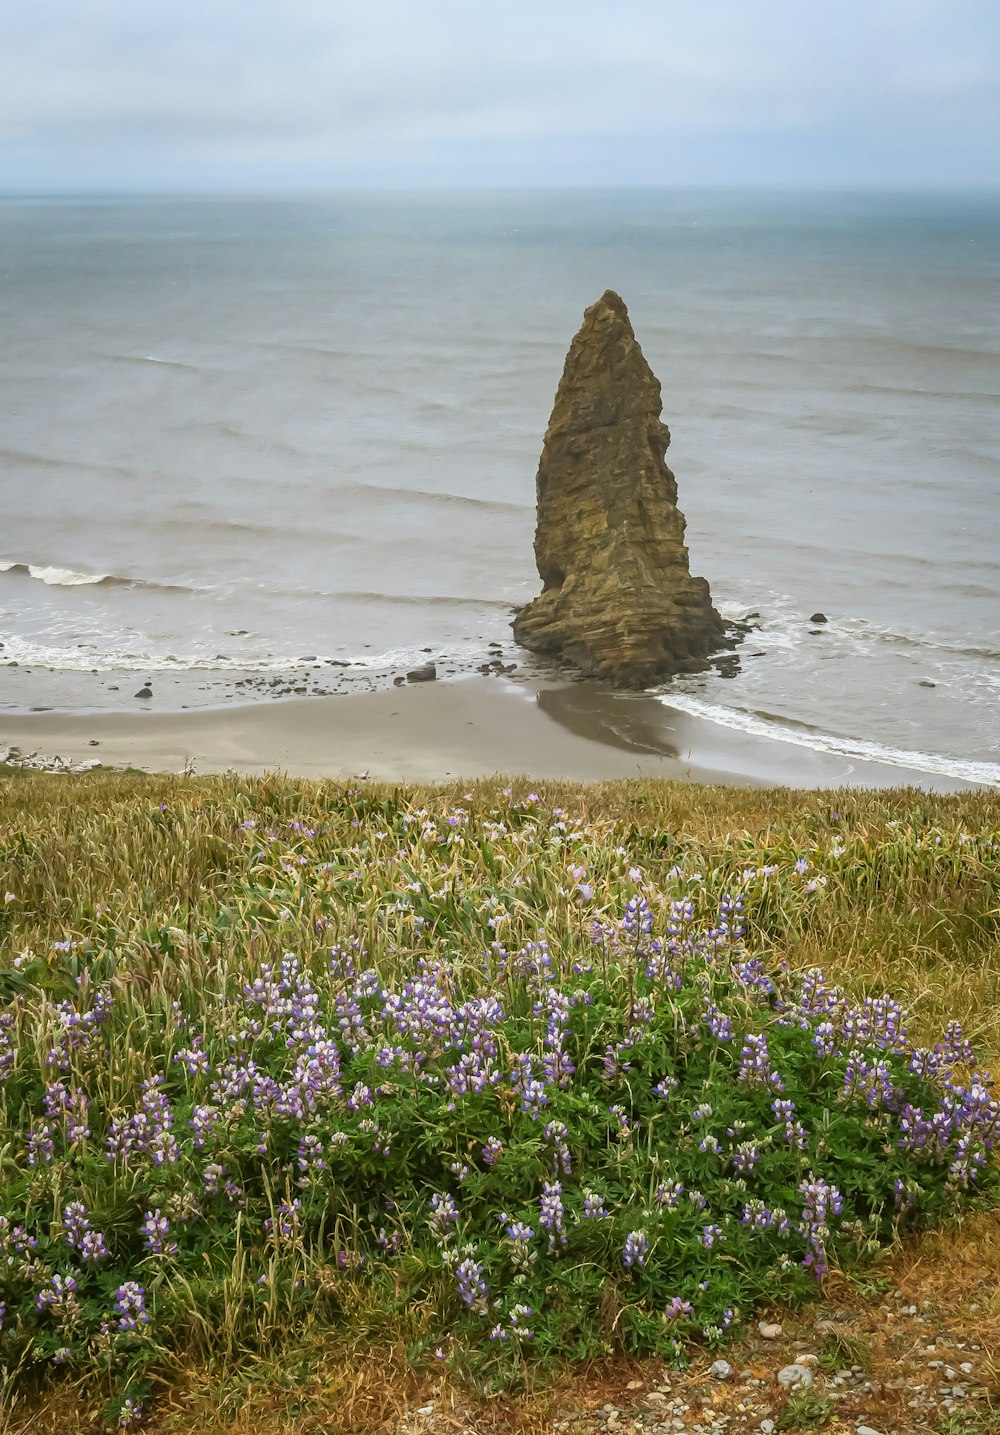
[856,1427,883,1435]
[760,1422,775,1434]
[709,1360,732,1381]
[758,1321,783,1340]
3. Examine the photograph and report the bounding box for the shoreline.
[0,675,990,791]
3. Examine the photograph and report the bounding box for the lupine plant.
[0,785,997,1427]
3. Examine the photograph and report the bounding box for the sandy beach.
[0,674,989,791]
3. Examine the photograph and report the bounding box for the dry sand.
[0,675,984,790]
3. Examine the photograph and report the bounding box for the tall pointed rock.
[512,290,725,685]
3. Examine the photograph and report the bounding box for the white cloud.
[1,0,997,185]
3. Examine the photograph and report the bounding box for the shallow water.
[1,189,998,779]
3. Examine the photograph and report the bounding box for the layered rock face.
[512,290,726,686]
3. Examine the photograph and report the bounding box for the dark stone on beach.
[299,656,317,662]
[393,675,406,687]
[512,290,726,686]
[108,685,119,691]
[88,740,100,746]
[809,629,826,636]
[134,686,152,700]
[919,679,937,688]
[712,654,741,678]
[407,663,437,683]
[810,612,828,623]
[743,611,761,621]
[421,647,433,653]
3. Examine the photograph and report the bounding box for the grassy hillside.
[0,771,998,1433]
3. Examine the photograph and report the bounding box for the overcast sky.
[2,0,998,190]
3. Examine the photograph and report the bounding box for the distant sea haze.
[1,189,998,783]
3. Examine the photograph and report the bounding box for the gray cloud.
[1,0,998,187]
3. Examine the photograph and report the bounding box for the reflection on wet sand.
[534,683,679,759]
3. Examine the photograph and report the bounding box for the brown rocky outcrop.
[512,290,726,686]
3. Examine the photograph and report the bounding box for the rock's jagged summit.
[512,290,726,686]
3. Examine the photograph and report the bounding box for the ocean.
[1,189,998,783]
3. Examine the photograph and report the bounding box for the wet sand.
[0,676,986,791]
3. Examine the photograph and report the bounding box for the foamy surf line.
[657,693,1000,788]
[0,634,480,675]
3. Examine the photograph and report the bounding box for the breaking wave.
[656,692,1000,788]
[0,561,196,593]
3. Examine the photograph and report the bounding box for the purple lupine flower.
[264,1199,301,1243]
[503,1220,536,1272]
[62,1202,90,1248]
[428,1193,460,1237]
[798,1173,844,1278]
[203,1162,226,1195]
[173,1037,210,1077]
[454,1256,490,1312]
[737,1034,784,1092]
[702,1002,733,1041]
[482,1136,503,1166]
[114,1282,149,1332]
[117,1397,144,1428]
[622,1230,649,1269]
[623,895,653,936]
[79,1230,110,1262]
[698,1224,724,1248]
[842,1049,897,1109]
[27,1123,54,1166]
[812,1022,838,1058]
[62,1203,109,1262]
[141,1209,177,1255]
[665,1296,693,1319]
[729,1140,761,1174]
[35,1274,78,1313]
[654,1178,684,1209]
[580,1191,609,1220]
[542,1120,572,1175]
[538,1180,566,1250]
[297,1133,326,1173]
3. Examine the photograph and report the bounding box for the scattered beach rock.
[512,289,727,686]
[776,1364,813,1390]
[810,612,828,623]
[710,1359,733,1381]
[758,1322,783,1340]
[134,686,153,700]
[406,664,437,683]
[919,679,937,688]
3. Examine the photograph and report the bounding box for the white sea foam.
[0,631,455,675]
[656,692,1000,788]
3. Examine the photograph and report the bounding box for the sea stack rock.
[512,290,726,686]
